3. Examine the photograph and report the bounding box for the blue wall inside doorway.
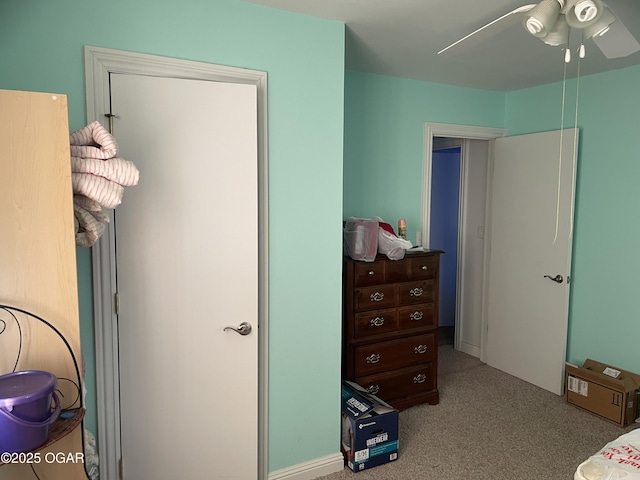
[430,146,461,328]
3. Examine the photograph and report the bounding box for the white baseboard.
[268,453,344,480]
[459,341,480,358]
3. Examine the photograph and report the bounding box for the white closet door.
[486,129,577,395]
[111,73,258,479]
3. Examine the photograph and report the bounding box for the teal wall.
[4,0,639,470]
[345,65,640,377]
[0,0,345,473]
[343,71,505,243]
[506,65,640,373]
[76,250,96,435]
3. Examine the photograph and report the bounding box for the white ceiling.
[242,0,640,91]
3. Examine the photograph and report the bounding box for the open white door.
[111,73,259,479]
[485,129,577,395]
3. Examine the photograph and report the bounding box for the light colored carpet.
[319,346,638,480]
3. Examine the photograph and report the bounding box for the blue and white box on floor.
[341,380,399,472]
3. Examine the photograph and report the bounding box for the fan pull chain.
[553,50,568,245]
[569,53,581,240]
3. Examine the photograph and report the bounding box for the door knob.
[224,321,252,336]
[543,274,564,284]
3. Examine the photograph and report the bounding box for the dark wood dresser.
[343,250,442,410]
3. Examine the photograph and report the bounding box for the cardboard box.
[566,359,640,427]
[341,380,399,473]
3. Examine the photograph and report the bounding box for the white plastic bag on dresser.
[377,223,413,261]
[343,217,379,262]
[575,429,640,480]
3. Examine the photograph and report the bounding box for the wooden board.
[0,90,85,479]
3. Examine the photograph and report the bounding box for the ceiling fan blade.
[591,9,640,58]
[438,4,537,56]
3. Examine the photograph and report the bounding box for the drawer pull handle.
[370,317,385,327]
[410,287,424,297]
[414,344,428,354]
[413,374,427,384]
[367,384,380,395]
[366,353,381,364]
[410,311,423,321]
[370,292,384,302]
[368,271,375,276]
[421,266,428,271]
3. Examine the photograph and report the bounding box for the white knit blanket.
[69,121,139,247]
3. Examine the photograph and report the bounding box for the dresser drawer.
[407,255,438,280]
[355,285,397,311]
[354,309,398,338]
[353,333,436,376]
[354,261,385,287]
[384,260,409,283]
[397,303,435,330]
[355,363,436,400]
[398,280,435,304]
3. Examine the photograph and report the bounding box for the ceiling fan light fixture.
[564,0,604,29]
[523,0,563,38]
[542,15,569,46]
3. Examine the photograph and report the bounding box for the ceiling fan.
[438,0,640,61]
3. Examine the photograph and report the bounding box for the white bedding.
[576,429,640,480]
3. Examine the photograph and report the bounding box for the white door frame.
[421,123,504,357]
[84,46,269,480]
